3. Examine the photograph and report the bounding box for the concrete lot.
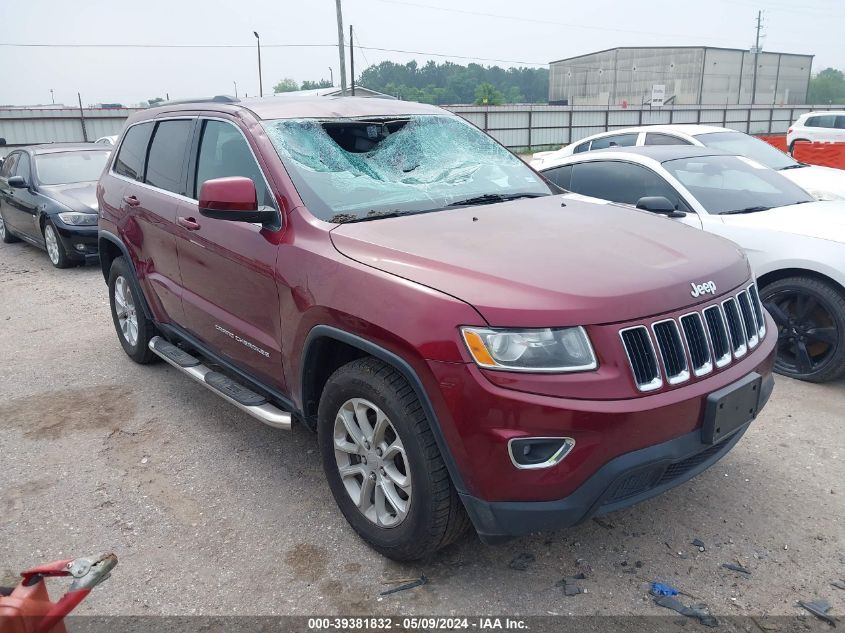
[1,240,843,619]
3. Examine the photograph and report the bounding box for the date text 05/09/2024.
[307,617,528,630]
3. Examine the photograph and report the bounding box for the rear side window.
[114,122,154,181]
[589,133,638,150]
[543,165,573,190]
[569,160,687,210]
[835,116,845,130]
[145,120,194,195]
[645,133,691,146]
[194,119,273,207]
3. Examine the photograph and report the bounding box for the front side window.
[695,131,797,170]
[262,115,551,222]
[145,120,193,195]
[194,120,273,207]
[16,153,31,182]
[34,150,110,185]
[835,116,845,130]
[1,153,19,178]
[589,133,638,150]
[663,155,813,214]
[114,122,154,181]
[573,141,591,153]
[568,160,686,209]
[645,133,690,146]
[806,115,835,128]
[543,164,572,190]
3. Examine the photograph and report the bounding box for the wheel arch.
[757,267,845,297]
[97,231,153,321]
[300,325,468,494]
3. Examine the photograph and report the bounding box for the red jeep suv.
[97,96,776,560]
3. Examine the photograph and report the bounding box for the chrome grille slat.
[652,320,689,384]
[736,290,759,349]
[620,326,662,392]
[680,312,713,376]
[621,287,767,391]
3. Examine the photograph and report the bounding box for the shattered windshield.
[262,115,551,222]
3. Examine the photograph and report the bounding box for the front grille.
[652,320,689,384]
[722,297,748,357]
[680,312,712,376]
[656,442,726,486]
[736,290,759,348]
[620,284,766,392]
[620,327,662,391]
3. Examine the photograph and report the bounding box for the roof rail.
[159,95,240,106]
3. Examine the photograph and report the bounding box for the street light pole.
[253,31,263,97]
[50,89,55,105]
[329,67,334,86]
[233,81,238,99]
[350,25,355,96]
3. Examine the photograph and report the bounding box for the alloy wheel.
[113,276,139,347]
[333,398,412,528]
[44,224,60,265]
[765,290,838,376]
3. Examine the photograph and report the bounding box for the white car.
[538,145,845,383]
[532,124,845,201]
[787,111,845,151]
[95,135,118,146]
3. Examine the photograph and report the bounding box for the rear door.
[175,117,284,389]
[112,119,191,326]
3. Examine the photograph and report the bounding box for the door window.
[194,120,273,207]
[806,115,835,128]
[542,165,573,190]
[644,133,691,146]
[114,122,154,181]
[1,153,19,178]
[145,120,194,195]
[589,133,638,150]
[573,141,591,154]
[835,116,845,130]
[15,153,31,183]
[569,160,687,210]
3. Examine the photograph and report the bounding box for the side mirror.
[636,196,686,218]
[8,176,28,189]
[198,177,276,224]
[0,138,6,146]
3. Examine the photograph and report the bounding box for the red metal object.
[0,554,117,633]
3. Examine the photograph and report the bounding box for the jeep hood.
[330,195,750,327]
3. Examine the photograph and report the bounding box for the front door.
[175,117,285,390]
[3,153,41,239]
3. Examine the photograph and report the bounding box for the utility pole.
[233,81,238,98]
[329,67,334,86]
[253,31,263,97]
[77,93,88,142]
[350,25,356,96]
[750,10,763,105]
[335,0,348,93]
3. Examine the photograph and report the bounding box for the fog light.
[508,437,575,470]
[75,244,87,252]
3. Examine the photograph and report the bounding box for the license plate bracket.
[702,372,762,444]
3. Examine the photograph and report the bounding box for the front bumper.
[53,222,98,262]
[461,374,772,542]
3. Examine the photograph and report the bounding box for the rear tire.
[760,276,845,383]
[108,256,158,364]
[318,357,470,560]
[0,212,19,243]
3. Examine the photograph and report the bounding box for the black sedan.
[0,143,110,268]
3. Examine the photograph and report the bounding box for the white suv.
[787,111,845,152]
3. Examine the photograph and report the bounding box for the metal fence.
[3,103,845,158]
[444,103,845,151]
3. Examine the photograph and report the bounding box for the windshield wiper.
[720,206,772,215]
[779,163,808,170]
[330,210,419,224]
[446,192,549,207]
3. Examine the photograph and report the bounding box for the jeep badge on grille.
[690,281,717,298]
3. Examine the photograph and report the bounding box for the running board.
[148,336,291,430]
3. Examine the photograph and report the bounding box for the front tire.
[0,212,20,243]
[761,276,845,383]
[318,357,470,560]
[108,256,158,364]
[43,221,71,268]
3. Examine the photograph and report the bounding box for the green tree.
[147,97,165,106]
[273,78,299,93]
[474,82,503,105]
[301,79,333,90]
[808,68,845,104]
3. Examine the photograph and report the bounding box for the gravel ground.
[1,240,843,621]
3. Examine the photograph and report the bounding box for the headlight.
[460,326,598,372]
[57,212,98,226]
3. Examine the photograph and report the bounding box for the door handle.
[123,195,140,207]
[177,216,201,231]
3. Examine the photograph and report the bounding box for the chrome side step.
[148,336,291,430]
